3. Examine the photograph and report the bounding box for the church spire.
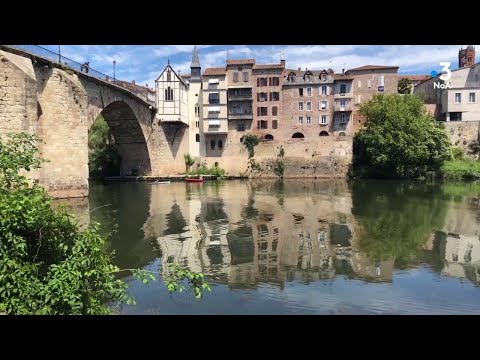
[191,45,200,69]
[190,45,201,81]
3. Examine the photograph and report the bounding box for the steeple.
[190,45,201,81]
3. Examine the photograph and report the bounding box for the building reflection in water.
[147,180,395,289]
[57,180,480,289]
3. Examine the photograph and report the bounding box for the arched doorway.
[319,131,329,136]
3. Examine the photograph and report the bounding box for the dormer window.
[288,72,296,83]
[304,70,313,82]
[319,70,328,81]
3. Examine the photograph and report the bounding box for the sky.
[40,45,478,88]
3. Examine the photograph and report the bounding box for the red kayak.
[185,177,204,183]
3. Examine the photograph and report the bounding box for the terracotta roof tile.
[253,64,285,70]
[347,65,399,72]
[226,59,256,65]
[203,67,226,76]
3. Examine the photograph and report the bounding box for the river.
[59,179,480,314]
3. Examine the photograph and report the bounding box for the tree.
[353,94,451,178]
[398,78,412,94]
[0,133,210,315]
[88,115,121,179]
[184,153,195,173]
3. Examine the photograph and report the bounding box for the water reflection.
[58,179,480,314]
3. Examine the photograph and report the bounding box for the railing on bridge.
[3,45,156,106]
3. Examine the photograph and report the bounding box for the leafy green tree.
[0,133,209,314]
[88,115,121,179]
[353,94,451,178]
[398,78,412,94]
[184,153,195,173]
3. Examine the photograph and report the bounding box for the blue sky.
[41,45,478,88]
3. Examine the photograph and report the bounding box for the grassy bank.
[440,160,480,180]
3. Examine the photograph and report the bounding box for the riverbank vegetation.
[88,115,121,179]
[186,161,226,178]
[351,94,453,179]
[0,133,210,315]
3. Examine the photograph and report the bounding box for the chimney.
[342,68,345,74]
[145,84,148,89]
[280,59,285,67]
[132,80,135,86]
[297,67,301,71]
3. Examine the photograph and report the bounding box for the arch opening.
[89,101,152,178]
[292,132,305,139]
[319,131,329,136]
[264,134,274,141]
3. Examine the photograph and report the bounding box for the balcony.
[228,112,253,120]
[228,90,253,101]
[334,92,353,99]
[334,102,352,112]
[204,119,228,134]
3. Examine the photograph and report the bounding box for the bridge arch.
[91,100,152,176]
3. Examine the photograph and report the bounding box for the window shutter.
[257,93,260,102]
[257,120,260,129]
[257,107,260,116]
[257,78,260,86]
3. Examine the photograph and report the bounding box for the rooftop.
[346,65,399,72]
[226,59,256,65]
[399,75,431,81]
[253,64,285,70]
[203,67,226,76]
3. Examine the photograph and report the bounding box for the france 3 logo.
[431,62,452,89]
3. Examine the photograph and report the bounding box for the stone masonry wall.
[443,121,480,159]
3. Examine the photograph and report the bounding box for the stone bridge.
[0,46,188,198]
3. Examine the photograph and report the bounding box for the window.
[319,131,329,136]
[270,77,280,86]
[307,88,312,96]
[339,113,347,124]
[305,71,313,82]
[257,107,268,116]
[258,92,268,102]
[165,86,174,101]
[357,95,362,104]
[340,84,347,94]
[339,99,347,108]
[339,132,346,136]
[243,72,249,82]
[210,140,215,150]
[260,120,268,129]
[455,93,462,103]
[195,104,200,117]
[321,86,327,95]
[306,116,311,124]
[272,120,278,129]
[167,69,171,82]
[298,102,304,111]
[237,123,245,131]
[218,139,223,149]
[272,106,278,116]
[367,80,371,88]
[209,92,220,104]
[320,115,328,125]
[320,101,327,110]
[195,134,200,142]
[288,72,296,82]
[469,92,476,103]
[358,80,362,88]
[271,92,280,101]
[299,88,303,97]
[320,72,327,81]
[306,102,312,111]
[238,66,243,71]
[195,121,199,128]
[258,77,268,87]
[298,116,303,125]
[233,72,239,82]
[264,134,274,141]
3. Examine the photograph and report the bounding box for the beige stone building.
[414,61,480,122]
[201,67,228,157]
[155,64,189,125]
[345,65,399,132]
[226,59,255,145]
